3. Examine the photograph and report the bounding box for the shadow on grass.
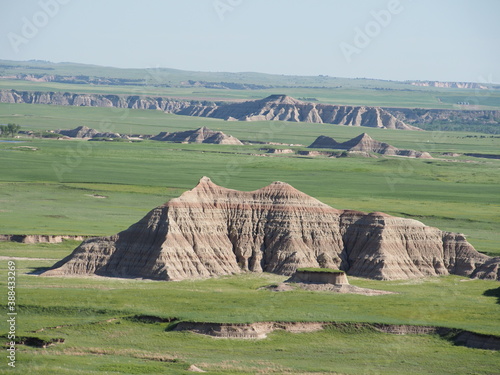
[27,266,52,275]
[483,287,500,304]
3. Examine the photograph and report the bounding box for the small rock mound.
[56,126,125,139]
[150,127,242,145]
[187,364,206,373]
[56,126,97,138]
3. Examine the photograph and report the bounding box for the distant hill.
[309,133,432,158]
[56,126,125,139]
[151,127,242,145]
[0,59,421,89]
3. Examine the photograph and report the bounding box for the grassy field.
[1,102,500,151]
[0,249,499,374]
[1,125,499,255]
[0,97,499,373]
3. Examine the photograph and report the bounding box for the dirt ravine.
[173,321,500,350]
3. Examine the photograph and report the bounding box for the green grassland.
[0,97,499,373]
[0,252,499,374]
[0,114,499,255]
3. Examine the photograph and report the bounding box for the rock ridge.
[41,177,499,281]
[150,127,242,145]
[0,234,86,244]
[186,95,421,130]
[309,133,433,158]
[0,90,418,130]
[2,89,498,131]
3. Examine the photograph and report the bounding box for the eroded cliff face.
[150,127,242,145]
[0,89,207,112]
[309,133,433,158]
[0,90,419,130]
[42,177,499,281]
[190,95,421,130]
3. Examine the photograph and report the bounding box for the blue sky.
[0,0,498,83]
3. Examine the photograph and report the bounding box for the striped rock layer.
[42,177,499,281]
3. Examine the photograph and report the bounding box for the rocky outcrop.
[260,148,295,154]
[2,89,499,131]
[150,127,242,145]
[56,126,98,138]
[384,107,500,127]
[0,234,86,244]
[55,125,242,144]
[189,95,420,130]
[297,150,337,157]
[56,126,126,139]
[0,89,207,112]
[309,133,433,158]
[172,321,500,349]
[42,177,499,281]
[409,81,489,89]
[0,90,417,130]
[288,269,349,285]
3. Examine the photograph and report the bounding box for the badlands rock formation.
[309,133,433,158]
[0,90,418,130]
[189,95,421,130]
[56,126,126,139]
[2,89,498,129]
[410,81,488,89]
[42,177,499,281]
[57,126,99,138]
[0,234,85,244]
[150,127,242,145]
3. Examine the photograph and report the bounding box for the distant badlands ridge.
[2,90,499,129]
[42,177,500,281]
[53,125,431,158]
[0,90,415,130]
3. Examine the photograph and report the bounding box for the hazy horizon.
[1,0,499,84]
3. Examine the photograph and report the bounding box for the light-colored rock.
[150,127,242,145]
[0,90,418,130]
[2,90,498,129]
[41,177,499,281]
[309,133,432,159]
[56,126,127,139]
[174,321,500,348]
[196,95,420,130]
[0,235,86,244]
[260,148,294,154]
[187,365,206,373]
[57,126,98,139]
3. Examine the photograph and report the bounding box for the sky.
[0,0,499,83]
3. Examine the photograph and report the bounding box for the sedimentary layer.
[308,133,433,158]
[0,90,417,130]
[42,177,499,281]
[150,127,242,145]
